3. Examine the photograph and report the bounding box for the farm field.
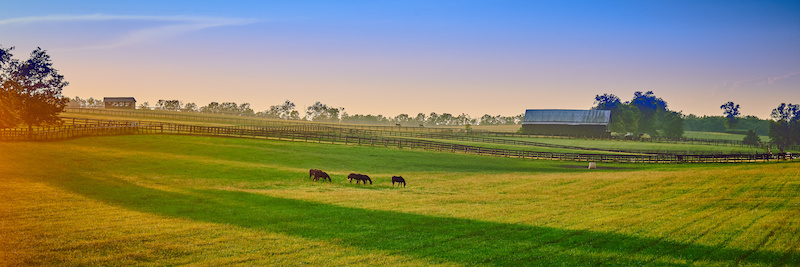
[1,134,798,266]
[498,136,768,154]
[684,131,771,143]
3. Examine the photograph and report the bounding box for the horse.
[310,169,331,182]
[347,173,372,185]
[391,176,406,187]
[309,169,319,180]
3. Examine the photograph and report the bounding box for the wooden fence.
[1,118,782,163]
[64,107,796,151]
[160,124,775,163]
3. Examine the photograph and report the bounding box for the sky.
[1,0,798,119]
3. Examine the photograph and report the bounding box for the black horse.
[311,169,331,182]
[347,173,372,185]
[391,176,406,187]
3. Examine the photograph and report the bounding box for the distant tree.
[661,111,684,139]
[0,46,68,130]
[768,103,800,152]
[594,93,622,110]
[260,100,299,120]
[181,102,197,112]
[413,113,427,125]
[393,114,410,125]
[609,104,641,134]
[479,114,497,125]
[630,91,667,137]
[305,101,342,122]
[138,101,150,110]
[742,129,761,146]
[155,99,181,111]
[720,101,740,129]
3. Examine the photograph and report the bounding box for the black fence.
[160,124,776,163]
[2,116,786,163]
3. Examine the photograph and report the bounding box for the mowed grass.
[684,131,771,142]
[1,135,799,266]
[498,136,768,154]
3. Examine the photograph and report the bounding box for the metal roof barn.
[522,109,610,137]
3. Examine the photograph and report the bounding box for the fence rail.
[2,117,785,163]
[158,124,776,163]
[64,107,797,150]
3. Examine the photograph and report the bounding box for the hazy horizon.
[2,1,798,119]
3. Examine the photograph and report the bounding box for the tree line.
[592,91,684,139]
[68,97,524,126]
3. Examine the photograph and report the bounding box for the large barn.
[521,109,611,137]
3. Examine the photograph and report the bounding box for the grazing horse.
[310,169,331,182]
[347,173,372,185]
[391,176,406,187]
[309,169,319,180]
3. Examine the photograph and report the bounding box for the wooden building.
[104,97,136,109]
[521,109,610,137]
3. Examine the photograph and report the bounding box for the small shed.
[521,109,610,137]
[104,97,136,109]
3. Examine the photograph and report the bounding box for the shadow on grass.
[51,174,796,266]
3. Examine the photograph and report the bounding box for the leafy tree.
[393,114,410,125]
[413,113,427,125]
[260,100,299,120]
[630,91,667,137]
[608,104,640,134]
[742,129,761,146]
[720,101,740,129]
[181,102,197,112]
[138,102,150,110]
[660,111,684,139]
[594,93,622,110]
[0,46,68,130]
[768,103,800,152]
[155,99,181,111]
[305,101,342,122]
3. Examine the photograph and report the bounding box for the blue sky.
[1,0,798,119]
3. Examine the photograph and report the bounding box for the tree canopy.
[720,101,740,129]
[593,91,681,139]
[0,46,68,130]
[768,103,800,151]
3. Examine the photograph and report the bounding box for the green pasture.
[684,131,771,142]
[1,134,798,266]
[497,136,768,154]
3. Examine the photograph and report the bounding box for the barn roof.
[522,109,610,126]
[103,97,136,102]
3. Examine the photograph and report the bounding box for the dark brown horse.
[310,169,331,182]
[391,176,406,187]
[309,169,319,180]
[347,173,372,185]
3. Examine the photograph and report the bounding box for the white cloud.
[0,14,258,49]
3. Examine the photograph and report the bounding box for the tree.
[305,101,342,122]
[720,101,740,129]
[630,91,667,137]
[0,46,68,130]
[768,103,800,152]
[661,111,684,139]
[594,93,622,110]
[181,102,197,112]
[609,104,641,134]
[155,99,181,111]
[261,100,300,120]
[742,129,761,146]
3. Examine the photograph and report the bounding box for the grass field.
[1,134,798,266]
[684,131,771,142]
